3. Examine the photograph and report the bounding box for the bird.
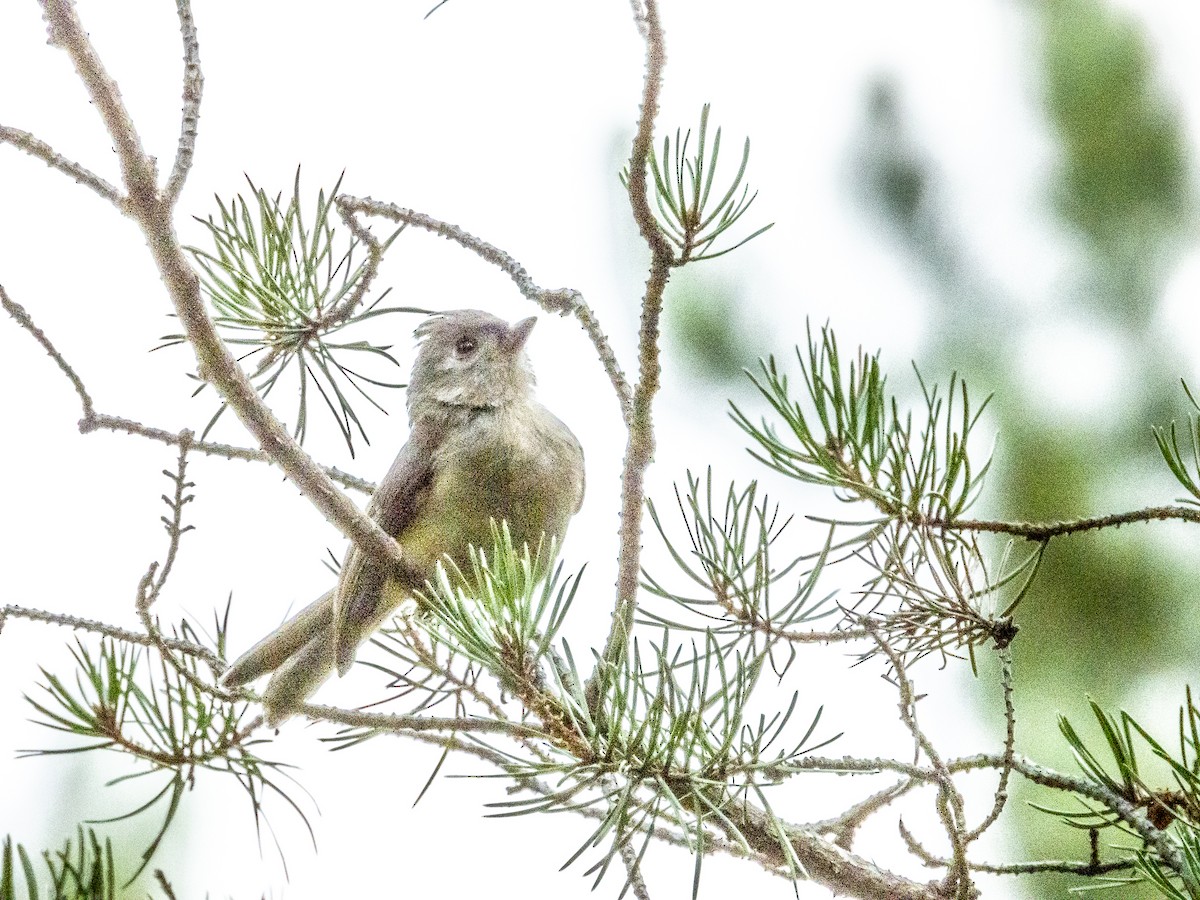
[220,309,585,723]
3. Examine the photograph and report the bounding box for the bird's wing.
[568,425,586,514]
[332,420,440,675]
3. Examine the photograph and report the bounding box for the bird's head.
[406,309,537,418]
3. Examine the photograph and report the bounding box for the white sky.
[2,2,1199,899]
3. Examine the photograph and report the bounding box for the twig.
[1,284,94,419]
[963,647,1015,844]
[81,413,376,493]
[709,576,871,644]
[296,703,545,737]
[40,0,160,208]
[598,0,671,689]
[868,624,972,898]
[334,194,632,422]
[809,778,919,850]
[131,435,237,702]
[329,195,390,328]
[619,832,653,900]
[0,124,122,206]
[919,505,1200,540]
[3,282,375,493]
[900,820,1136,877]
[1,604,222,670]
[162,0,203,207]
[39,0,407,586]
[913,841,1135,877]
[949,752,1185,875]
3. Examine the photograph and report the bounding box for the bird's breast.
[400,403,582,576]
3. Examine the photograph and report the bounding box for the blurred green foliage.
[665,272,759,383]
[1043,0,1189,286]
[1010,0,1194,723]
[856,0,1196,894]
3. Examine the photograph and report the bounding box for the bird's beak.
[502,316,537,354]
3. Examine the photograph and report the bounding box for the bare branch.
[716,794,953,900]
[329,193,390,327]
[0,603,222,670]
[963,647,1015,844]
[598,0,672,689]
[296,703,545,738]
[868,626,972,897]
[3,281,374,493]
[81,413,377,493]
[900,824,1135,878]
[808,778,920,850]
[950,751,1185,876]
[0,124,122,206]
[162,0,203,207]
[619,836,653,900]
[40,0,160,208]
[130,435,238,702]
[918,505,1200,540]
[1,282,94,419]
[335,194,632,422]
[38,0,406,577]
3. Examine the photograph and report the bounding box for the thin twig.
[162,0,203,207]
[0,124,122,206]
[900,825,1135,878]
[81,413,376,493]
[40,0,408,584]
[808,778,919,850]
[598,0,672,690]
[297,703,546,737]
[709,576,871,644]
[3,282,375,493]
[334,194,632,422]
[1,284,95,418]
[329,195,389,328]
[131,435,237,702]
[1,604,222,670]
[868,624,972,898]
[919,505,1200,540]
[619,832,653,900]
[949,752,1185,875]
[960,858,1133,876]
[963,646,1015,844]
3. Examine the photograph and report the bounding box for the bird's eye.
[455,336,477,357]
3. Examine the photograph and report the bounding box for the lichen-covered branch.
[600,0,671,682]
[334,194,631,422]
[38,0,404,571]
[0,124,122,206]
[2,282,374,493]
[0,603,222,670]
[920,505,1200,540]
[162,0,203,207]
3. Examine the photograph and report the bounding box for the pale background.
[2,1,1199,898]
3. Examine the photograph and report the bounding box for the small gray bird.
[221,310,585,723]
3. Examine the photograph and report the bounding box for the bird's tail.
[221,581,406,725]
[220,590,337,724]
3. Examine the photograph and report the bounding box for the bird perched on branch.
[221,309,585,723]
